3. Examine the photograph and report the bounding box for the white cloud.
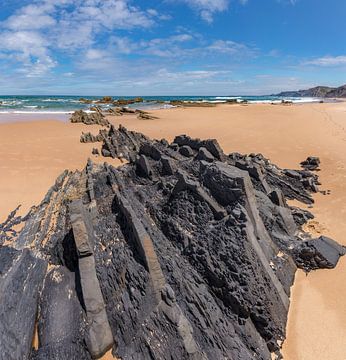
[0,30,56,77]
[207,40,254,56]
[4,3,56,30]
[110,34,254,62]
[179,0,229,23]
[0,0,157,76]
[303,56,346,67]
[156,68,230,80]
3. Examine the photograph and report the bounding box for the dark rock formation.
[80,130,107,143]
[0,247,47,359]
[112,97,143,106]
[196,147,214,162]
[179,145,194,157]
[169,100,216,107]
[294,236,346,272]
[300,156,320,171]
[107,107,158,120]
[79,98,93,104]
[174,135,226,161]
[100,124,149,161]
[137,111,158,120]
[107,107,137,116]
[70,110,110,127]
[95,96,114,104]
[0,129,344,360]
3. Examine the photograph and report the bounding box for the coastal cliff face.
[0,127,344,360]
[275,84,346,98]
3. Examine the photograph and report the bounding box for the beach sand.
[0,102,345,359]
[0,119,121,221]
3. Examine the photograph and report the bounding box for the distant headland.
[274,84,346,98]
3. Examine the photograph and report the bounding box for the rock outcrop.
[294,236,345,272]
[1,130,344,360]
[300,156,320,171]
[70,110,110,126]
[80,130,107,143]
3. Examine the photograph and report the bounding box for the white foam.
[214,96,242,100]
[248,97,322,104]
[0,110,74,114]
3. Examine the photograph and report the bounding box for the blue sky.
[0,0,345,95]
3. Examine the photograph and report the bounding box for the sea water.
[0,95,325,115]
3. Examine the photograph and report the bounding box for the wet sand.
[0,102,345,359]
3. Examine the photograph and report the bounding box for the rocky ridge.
[275,84,346,98]
[0,127,344,360]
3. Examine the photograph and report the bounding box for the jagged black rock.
[0,126,344,360]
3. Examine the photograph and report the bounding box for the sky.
[0,0,345,95]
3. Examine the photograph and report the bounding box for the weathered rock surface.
[0,129,344,360]
[0,247,47,360]
[70,110,110,126]
[100,124,149,161]
[107,107,158,120]
[300,156,321,171]
[80,130,107,143]
[294,236,346,272]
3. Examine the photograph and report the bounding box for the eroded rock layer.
[0,129,344,360]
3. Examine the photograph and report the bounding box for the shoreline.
[0,97,344,124]
[1,102,346,359]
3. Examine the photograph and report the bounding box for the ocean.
[0,95,324,115]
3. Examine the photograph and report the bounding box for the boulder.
[294,236,346,271]
[179,145,194,157]
[70,110,110,126]
[300,156,320,171]
[161,156,175,175]
[136,154,152,178]
[174,135,226,161]
[196,147,214,162]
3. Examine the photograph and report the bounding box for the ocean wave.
[0,110,74,115]
[41,98,82,103]
[214,96,242,100]
[0,100,24,106]
[202,100,227,103]
[248,97,322,104]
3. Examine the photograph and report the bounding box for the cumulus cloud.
[110,34,254,61]
[303,56,346,67]
[0,0,157,76]
[177,0,248,23]
[0,30,56,77]
[0,0,257,92]
[206,40,255,56]
[4,3,56,30]
[179,0,229,23]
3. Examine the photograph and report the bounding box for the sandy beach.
[0,102,345,359]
